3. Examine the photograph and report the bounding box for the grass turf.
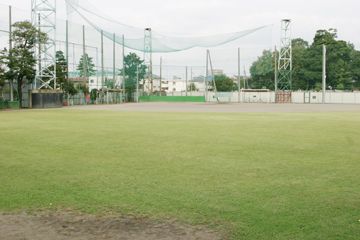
[0,109,359,239]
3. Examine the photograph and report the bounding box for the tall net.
[65,0,271,53]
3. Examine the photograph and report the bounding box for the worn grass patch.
[0,109,359,239]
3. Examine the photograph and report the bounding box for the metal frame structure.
[144,28,153,93]
[31,0,57,89]
[277,19,292,91]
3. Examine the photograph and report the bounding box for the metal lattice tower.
[31,0,57,89]
[277,19,292,91]
[144,28,153,93]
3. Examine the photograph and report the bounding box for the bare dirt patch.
[0,211,223,240]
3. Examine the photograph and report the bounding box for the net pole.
[122,34,125,102]
[65,20,69,81]
[136,65,139,103]
[9,5,13,101]
[185,66,188,96]
[238,47,241,103]
[113,33,116,88]
[101,30,104,89]
[160,57,162,92]
[322,44,326,104]
[205,50,209,101]
[82,25,88,82]
[274,46,278,93]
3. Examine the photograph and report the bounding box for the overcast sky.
[0,0,359,75]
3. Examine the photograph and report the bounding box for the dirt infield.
[69,103,360,113]
[0,211,222,240]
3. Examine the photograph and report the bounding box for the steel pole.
[101,30,104,89]
[82,25,87,81]
[185,66,188,96]
[136,65,139,103]
[113,33,116,87]
[122,34,125,101]
[205,50,209,101]
[160,57,162,92]
[9,5,13,101]
[322,44,327,104]
[238,47,241,103]
[65,20,69,81]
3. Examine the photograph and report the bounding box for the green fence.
[0,100,20,110]
[139,96,206,103]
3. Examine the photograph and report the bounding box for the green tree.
[292,38,309,90]
[213,74,237,92]
[301,29,354,90]
[2,21,47,106]
[77,53,96,77]
[350,50,360,89]
[47,51,78,95]
[188,82,197,92]
[249,50,274,90]
[119,53,147,94]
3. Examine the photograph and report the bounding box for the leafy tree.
[188,82,197,91]
[350,50,360,89]
[213,74,237,92]
[46,50,78,96]
[77,53,96,77]
[292,38,309,90]
[119,52,147,94]
[304,29,354,90]
[249,50,274,90]
[105,79,115,89]
[250,29,360,91]
[2,21,47,106]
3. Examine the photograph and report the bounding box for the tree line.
[250,29,360,91]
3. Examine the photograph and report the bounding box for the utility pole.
[322,44,327,104]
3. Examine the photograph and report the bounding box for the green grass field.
[0,109,359,239]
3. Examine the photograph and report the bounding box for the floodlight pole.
[277,19,292,92]
[9,5,13,101]
[32,0,57,90]
[322,44,327,104]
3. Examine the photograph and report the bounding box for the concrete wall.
[202,91,360,104]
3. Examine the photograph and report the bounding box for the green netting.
[65,0,271,53]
